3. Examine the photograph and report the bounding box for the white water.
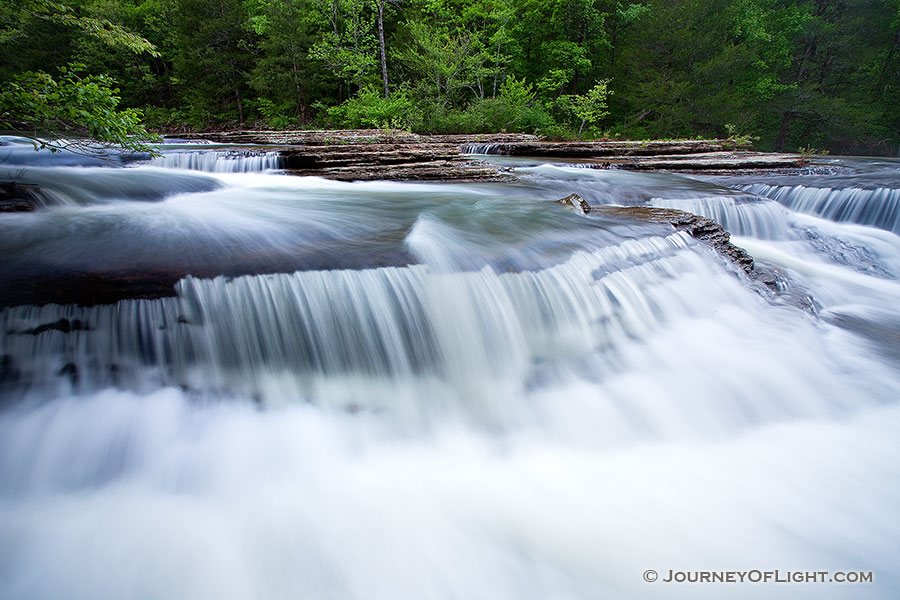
[1,157,899,599]
[735,183,900,234]
[149,149,284,172]
[461,142,511,155]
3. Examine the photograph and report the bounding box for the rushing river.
[1,137,899,599]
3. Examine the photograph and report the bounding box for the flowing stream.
[1,140,899,599]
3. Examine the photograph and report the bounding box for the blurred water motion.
[1,146,899,599]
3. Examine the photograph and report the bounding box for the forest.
[1,0,899,155]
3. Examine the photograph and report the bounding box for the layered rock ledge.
[167,129,809,180]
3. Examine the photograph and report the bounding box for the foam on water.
[1,389,898,600]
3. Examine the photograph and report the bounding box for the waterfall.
[460,143,510,155]
[735,183,900,234]
[649,196,794,239]
[150,149,284,172]
[2,231,726,428]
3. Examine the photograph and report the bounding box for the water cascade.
[1,152,899,599]
[149,149,284,172]
[460,143,511,155]
[735,183,900,234]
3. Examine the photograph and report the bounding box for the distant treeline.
[2,0,899,154]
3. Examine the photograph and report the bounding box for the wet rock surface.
[468,139,742,157]
[556,203,764,287]
[170,130,524,181]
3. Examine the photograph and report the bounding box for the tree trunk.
[775,111,792,151]
[235,89,244,126]
[377,1,390,98]
[292,57,306,121]
[492,26,506,99]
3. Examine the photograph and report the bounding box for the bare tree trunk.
[775,111,792,152]
[292,55,306,121]
[235,89,244,126]
[377,0,389,98]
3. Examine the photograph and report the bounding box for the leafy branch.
[0,65,160,156]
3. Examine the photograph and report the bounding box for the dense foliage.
[0,1,158,152]
[2,0,898,154]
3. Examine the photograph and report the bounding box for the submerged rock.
[0,240,418,308]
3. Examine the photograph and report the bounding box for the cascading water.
[461,142,510,155]
[149,149,284,172]
[0,164,222,207]
[735,183,900,234]
[1,152,899,599]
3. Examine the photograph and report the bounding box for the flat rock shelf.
[167,130,813,180]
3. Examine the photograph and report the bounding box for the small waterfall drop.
[735,183,900,234]
[460,143,510,155]
[150,149,284,172]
